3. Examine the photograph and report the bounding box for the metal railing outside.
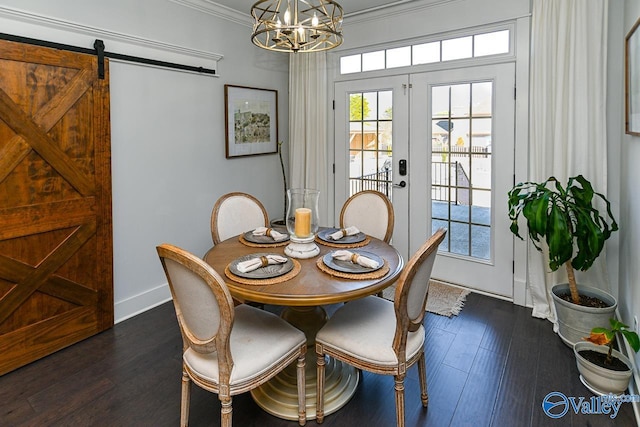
[349,169,392,198]
[432,161,470,204]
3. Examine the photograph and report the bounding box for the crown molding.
[344,0,460,26]
[170,0,460,29]
[169,0,252,27]
[0,5,223,63]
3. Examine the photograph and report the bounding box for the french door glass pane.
[431,82,493,259]
[349,90,393,198]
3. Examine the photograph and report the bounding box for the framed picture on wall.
[626,17,640,136]
[224,85,278,158]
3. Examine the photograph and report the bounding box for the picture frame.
[224,84,278,158]
[626,17,640,136]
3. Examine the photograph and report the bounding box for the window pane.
[442,36,472,61]
[471,225,490,259]
[349,93,364,121]
[413,42,440,64]
[431,85,450,119]
[449,221,470,256]
[472,82,492,116]
[471,194,491,224]
[363,92,378,120]
[362,50,385,72]
[450,84,470,117]
[340,55,361,74]
[379,121,392,152]
[387,46,411,68]
[474,30,509,57]
[363,122,378,151]
[378,90,393,120]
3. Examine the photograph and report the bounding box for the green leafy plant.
[585,318,640,365]
[507,175,618,305]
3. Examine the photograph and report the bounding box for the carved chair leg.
[297,351,307,426]
[220,396,232,427]
[394,375,406,427]
[316,347,326,423]
[417,352,429,407]
[181,369,191,427]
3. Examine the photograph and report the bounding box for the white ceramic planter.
[573,341,633,395]
[552,284,617,347]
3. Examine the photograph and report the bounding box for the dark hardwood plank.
[450,347,506,427]
[490,305,545,427]
[0,293,636,427]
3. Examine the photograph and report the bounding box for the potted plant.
[270,141,288,228]
[574,318,640,395]
[507,175,619,346]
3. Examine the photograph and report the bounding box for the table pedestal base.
[251,355,358,421]
[250,305,359,420]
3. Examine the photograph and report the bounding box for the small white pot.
[573,341,633,395]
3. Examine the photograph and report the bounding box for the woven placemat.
[239,235,289,248]
[316,257,390,280]
[225,259,301,285]
[315,235,371,248]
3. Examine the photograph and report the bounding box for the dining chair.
[211,192,269,245]
[156,243,307,427]
[314,228,447,427]
[340,190,394,243]
[340,190,395,297]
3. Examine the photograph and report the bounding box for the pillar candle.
[294,208,312,237]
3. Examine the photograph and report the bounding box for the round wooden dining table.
[203,229,404,421]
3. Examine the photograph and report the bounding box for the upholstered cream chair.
[341,190,395,297]
[340,190,394,243]
[315,228,447,427]
[156,243,307,427]
[211,192,269,245]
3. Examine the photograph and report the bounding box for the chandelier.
[251,0,344,53]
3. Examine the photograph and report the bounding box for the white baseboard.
[114,283,172,324]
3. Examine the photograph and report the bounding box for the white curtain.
[529,0,609,322]
[288,52,328,224]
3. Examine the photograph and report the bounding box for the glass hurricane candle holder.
[285,188,320,259]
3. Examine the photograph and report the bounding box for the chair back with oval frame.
[340,190,394,243]
[211,192,269,244]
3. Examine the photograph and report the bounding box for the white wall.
[0,0,289,322]
[621,0,640,371]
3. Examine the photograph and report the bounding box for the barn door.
[0,39,112,375]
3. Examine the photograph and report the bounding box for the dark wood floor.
[1,292,636,427]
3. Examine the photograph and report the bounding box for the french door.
[334,76,409,258]
[334,63,515,298]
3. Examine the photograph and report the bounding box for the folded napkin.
[252,227,288,242]
[332,250,380,269]
[329,226,360,240]
[236,254,288,273]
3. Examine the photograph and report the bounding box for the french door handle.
[393,181,407,188]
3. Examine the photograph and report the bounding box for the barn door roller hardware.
[0,33,216,78]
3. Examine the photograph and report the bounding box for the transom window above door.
[340,29,510,74]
